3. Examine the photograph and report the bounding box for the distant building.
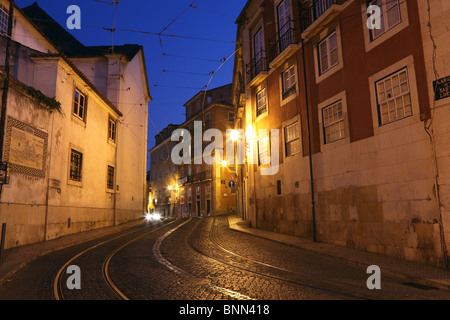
[148,84,236,218]
[148,124,180,218]
[0,1,151,249]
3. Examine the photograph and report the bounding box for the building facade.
[233,0,448,267]
[149,84,237,218]
[148,124,180,218]
[0,2,151,249]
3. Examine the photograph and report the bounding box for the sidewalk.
[227,215,450,291]
[0,218,146,286]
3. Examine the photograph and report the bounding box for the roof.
[29,51,123,117]
[20,3,142,61]
[19,2,151,101]
[183,83,232,107]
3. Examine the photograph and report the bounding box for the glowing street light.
[222,160,227,167]
[230,129,239,142]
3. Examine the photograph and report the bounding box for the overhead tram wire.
[190,5,236,19]
[163,53,223,63]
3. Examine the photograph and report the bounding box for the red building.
[233,0,447,267]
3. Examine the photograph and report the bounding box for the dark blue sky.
[15,0,246,170]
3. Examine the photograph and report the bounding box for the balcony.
[246,51,269,88]
[300,0,343,39]
[268,20,300,69]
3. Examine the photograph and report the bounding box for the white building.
[0,1,151,248]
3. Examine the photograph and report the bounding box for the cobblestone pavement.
[0,214,449,300]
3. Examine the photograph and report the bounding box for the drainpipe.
[44,112,55,241]
[424,124,448,269]
[301,38,317,242]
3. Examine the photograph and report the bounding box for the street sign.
[228,180,235,188]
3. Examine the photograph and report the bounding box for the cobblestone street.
[0,214,449,302]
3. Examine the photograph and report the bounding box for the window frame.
[0,4,8,35]
[69,148,83,183]
[257,130,270,167]
[106,165,115,191]
[228,111,236,124]
[368,0,402,41]
[281,63,296,100]
[108,116,117,143]
[361,0,409,52]
[317,91,350,150]
[256,87,268,118]
[284,120,300,157]
[375,67,412,126]
[322,100,346,144]
[318,31,339,75]
[276,0,292,39]
[368,55,420,135]
[73,88,87,121]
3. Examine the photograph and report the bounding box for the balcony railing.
[300,0,338,33]
[246,50,268,84]
[268,20,298,63]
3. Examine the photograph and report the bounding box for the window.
[376,68,411,125]
[0,5,8,35]
[253,27,265,74]
[258,131,270,166]
[369,0,401,40]
[256,88,267,117]
[284,121,300,156]
[206,184,211,193]
[277,0,291,38]
[281,64,296,99]
[73,89,86,120]
[108,116,117,142]
[277,180,281,195]
[107,165,115,190]
[228,112,235,123]
[70,149,83,182]
[205,112,211,129]
[196,186,201,194]
[318,32,339,75]
[322,100,345,143]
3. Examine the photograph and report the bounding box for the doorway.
[206,199,211,216]
[196,200,201,217]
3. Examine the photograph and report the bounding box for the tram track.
[185,214,367,300]
[53,218,178,300]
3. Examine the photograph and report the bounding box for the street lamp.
[230,129,239,142]
[222,160,227,168]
